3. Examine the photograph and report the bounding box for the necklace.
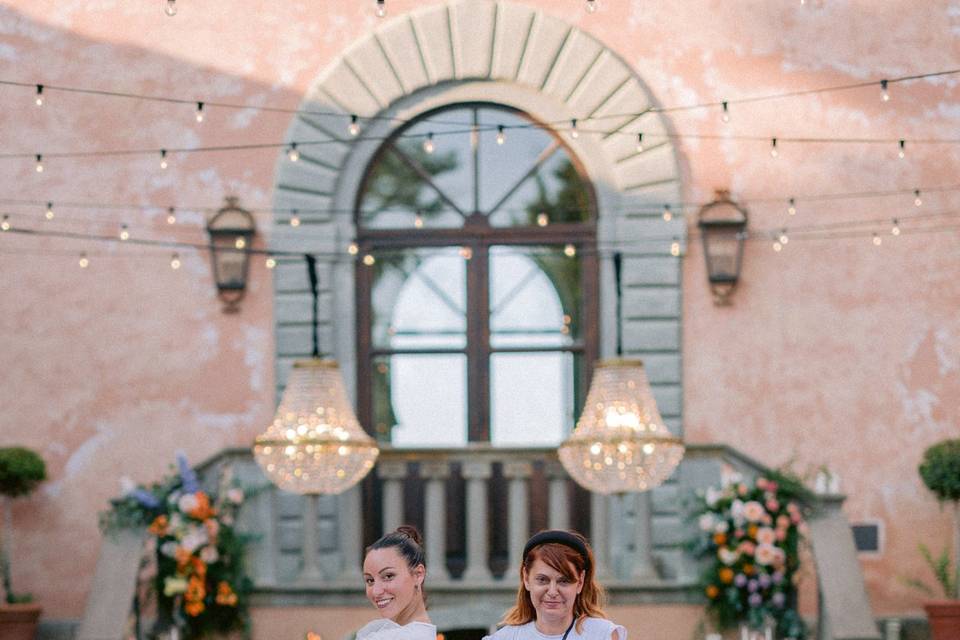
[560,618,575,640]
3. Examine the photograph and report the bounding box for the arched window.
[355,103,598,445]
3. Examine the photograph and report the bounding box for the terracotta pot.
[924,600,960,640]
[0,602,42,640]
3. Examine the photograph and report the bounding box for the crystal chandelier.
[559,359,684,494]
[253,255,379,494]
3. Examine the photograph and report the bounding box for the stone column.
[335,484,362,583]
[545,460,570,530]
[379,460,408,533]
[504,460,533,572]
[297,495,324,583]
[590,491,611,580]
[461,460,493,582]
[628,492,658,580]
[420,460,451,582]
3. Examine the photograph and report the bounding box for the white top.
[483,618,627,640]
[356,619,438,640]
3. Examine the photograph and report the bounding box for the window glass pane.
[477,108,555,214]
[486,153,591,228]
[489,245,582,348]
[372,247,466,350]
[373,354,467,446]
[490,352,576,445]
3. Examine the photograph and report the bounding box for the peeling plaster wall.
[0,0,958,625]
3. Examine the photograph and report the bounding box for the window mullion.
[467,240,490,441]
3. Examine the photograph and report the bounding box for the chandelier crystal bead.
[254,359,379,495]
[559,359,684,494]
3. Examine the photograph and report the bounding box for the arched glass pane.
[490,351,576,445]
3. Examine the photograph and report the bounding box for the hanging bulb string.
[613,251,623,357]
[304,254,322,358]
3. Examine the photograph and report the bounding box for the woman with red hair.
[484,530,626,640]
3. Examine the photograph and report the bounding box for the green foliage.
[0,447,46,498]
[919,439,960,503]
[903,544,958,599]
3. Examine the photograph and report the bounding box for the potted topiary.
[916,438,960,640]
[0,446,46,640]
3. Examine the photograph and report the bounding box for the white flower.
[714,520,730,534]
[743,501,765,523]
[227,488,244,504]
[718,547,740,565]
[160,541,179,558]
[164,576,188,596]
[180,525,208,553]
[756,526,777,546]
[178,493,199,515]
[730,499,746,526]
[755,543,778,566]
[699,513,716,531]
[200,545,220,564]
[705,486,723,507]
[169,513,184,531]
[119,476,136,496]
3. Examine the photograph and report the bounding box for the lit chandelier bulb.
[569,118,579,139]
[119,224,130,241]
[376,0,386,17]
[721,101,730,123]
[914,189,922,207]
[872,232,882,246]
[898,139,905,159]
[289,210,301,227]
[160,149,168,169]
[165,0,177,16]
[670,240,680,257]
[170,253,181,270]
[891,219,901,236]
[347,242,359,255]
[167,207,177,224]
[265,257,277,269]
[536,212,549,227]
[636,132,644,153]
[349,115,360,137]
[423,132,435,154]
[770,137,779,158]
[0,215,9,231]
[496,125,505,146]
[195,101,204,123]
[662,204,672,221]
[287,143,300,162]
[788,197,796,216]
[79,252,89,268]
[880,79,890,102]
[35,154,44,173]
[414,211,424,228]
[35,84,43,107]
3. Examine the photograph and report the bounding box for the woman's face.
[522,557,584,626]
[363,547,424,624]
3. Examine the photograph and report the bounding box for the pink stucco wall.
[0,0,957,626]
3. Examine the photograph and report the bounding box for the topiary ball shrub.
[0,447,47,498]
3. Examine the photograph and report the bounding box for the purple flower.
[747,579,759,593]
[132,488,160,509]
[734,574,748,587]
[748,593,763,607]
[176,452,199,494]
[771,571,785,585]
[772,592,786,607]
[758,574,772,589]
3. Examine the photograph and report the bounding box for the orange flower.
[718,568,734,584]
[185,600,205,617]
[148,515,169,536]
[747,525,759,539]
[215,581,238,606]
[175,547,192,573]
[705,584,720,598]
[713,532,727,545]
[189,492,216,520]
[305,634,322,640]
[742,563,755,575]
[191,556,207,578]
[186,575,206,602]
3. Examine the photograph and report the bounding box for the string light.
[347,242,359,255]
[45,202,54,220]
[721,101,730,123]
[287,143,300,162]
[166,207,177,224]
[564,243,577,257]
[670,240,680,257]
[496,125,505,145]
[891,218,901,236]
[265,257,277,269]
[459,246,473,260]
[195,101,204,123]
[570,118,579,139]
[35,154,43,173]
[35,84,43,107]
[788,198,797,215]
[119,224,130,241]
[376,0,386,18]
[235,237,246,249]
[170,253,181,269]
[349,115,360,136]
[289,210,301,227]
[636,132,644,153]
[362,253,376,266]
[770,137,779,158]
[779,229,790,245]
[159,149,168,169]
[773,240,783,252]
[536,212,549,226]
[423,132,435,154]
[413,211,424,228]
[898,139,906,159]
[872,232,882,246]
[79,252,89,268]
[1,215,9,231]
[880,79,890,102]
[164,0,177,17]
[586,0,597,12]
[914,189,922,207]
[662,204,673,221]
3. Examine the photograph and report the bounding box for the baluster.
[504,460,532,574]
[246,485,278,586]
[590,492,611,580]
[419,460,451,582]
[379,460,408,532]
[545,460,570,530]
[335,484,362,584]
[629,492,658,580]
[461,460,493,582]
[298,495,324,583]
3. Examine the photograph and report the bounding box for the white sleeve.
[609,624,627,640]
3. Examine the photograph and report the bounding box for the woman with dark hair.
[484,530,626,640]
[356,525,437,640]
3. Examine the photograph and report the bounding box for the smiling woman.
[357,525,437,640]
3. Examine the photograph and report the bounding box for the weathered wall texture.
[0,0,957,628]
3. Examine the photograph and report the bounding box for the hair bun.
[395,524,424,547]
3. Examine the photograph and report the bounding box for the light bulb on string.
[721,101,730,123]
[45,202,54,220]
[164,0,177,16]
[891,218,901,236]
[348,115,360,136]
[362,253,376,266]
[376,0,386,17]
[35,85,43,107]
[880,79,890,102]
[459,246,473,260]
[170,253,181,270]
[788,197,797,215]
[564,243,577,257]
[536,212,549,227]
[195,102,204,123]
[586,0,597,12]
[662,204,672,221]
[287,143,300,162]
[636,132,644,153]
[347,242,359,255]
[770,137,779,158]
[413,211,424,228]
[166,207,177,224]
[670,240,681,257]
[773,240,783,252]
[569,118,579,139]
[1,215,9,231]
[289,210,301,227]
[265,257,277,269]
[914,189,922,207]
[35,154,44,173]
[119,224,130,241]
[872,232,882,246]
[79,252,89,268]
[423,132,435,154]
[898,139,905,159]
[160,149,168,169]
[235,237,246,250]
[496,125,505,146]
[779,229,789,245]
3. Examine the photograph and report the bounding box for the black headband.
[522,530,591,572]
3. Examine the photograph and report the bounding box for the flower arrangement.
[100,454,251,639]
[694,471,811,639]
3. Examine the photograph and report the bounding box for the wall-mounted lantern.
[697,190,748,305]
[206,196,256,313]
